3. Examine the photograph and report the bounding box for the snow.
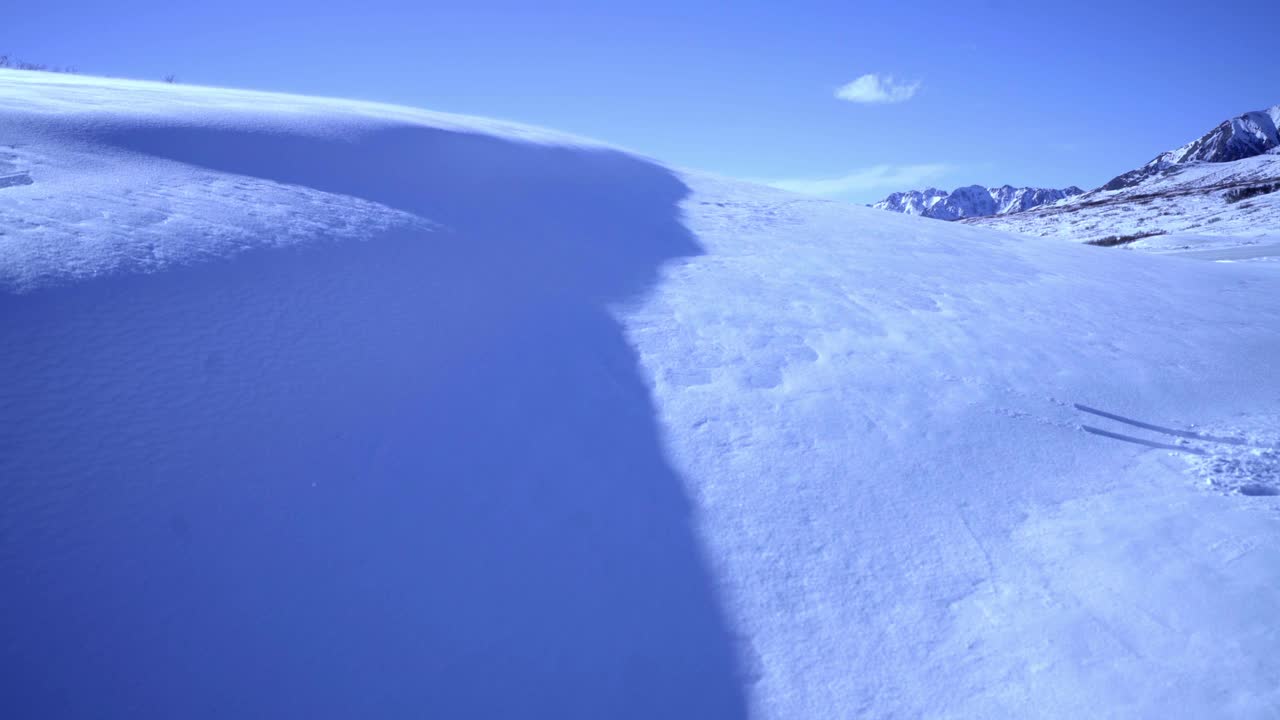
[4,70,1280,719]
[969,154,1280,245]
[872,183,1081,220]
[1131,232,1280,259]
[960,103,1280,247]
[1104,104,1280,191]
[870,187,949,216]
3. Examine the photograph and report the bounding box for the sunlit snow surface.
[2,70,1279,718]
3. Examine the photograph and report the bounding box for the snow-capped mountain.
[1103,105,1280,190]
[968,104,1280,247]
[871,187,949,216]
[967,152,1280,245]
[990,184,1086,214]
[871,183,1083,220]
[879,104,1280,247]
[4,70,1280,720]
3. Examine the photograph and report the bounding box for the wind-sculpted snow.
[0,71,746,719]
[628,176,1280,718]
[3,70,1280,720]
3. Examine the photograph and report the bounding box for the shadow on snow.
[0,122,747,718]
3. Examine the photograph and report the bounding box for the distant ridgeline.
[870,184,1083,220]
[0,55,79,73]
[0,55,176,82]
[958,102,1280,244]
[874,103,1280,229]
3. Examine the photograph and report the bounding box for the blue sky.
[6,0,1275,203]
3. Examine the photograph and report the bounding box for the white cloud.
[835,74,920,104]
[764,164,951,199]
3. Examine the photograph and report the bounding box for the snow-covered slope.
[968,152,1280,245]
[872,183,1082,220]
[4,70,1280,720]
[969,104,1280,247]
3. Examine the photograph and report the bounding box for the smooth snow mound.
[3,70,1280,720]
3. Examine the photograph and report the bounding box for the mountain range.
[871,184,1083,220]
[967,104,1280,247]
[874,103,1280,248]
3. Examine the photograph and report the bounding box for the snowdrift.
[3,71,1280,719]
[0,73,744,718]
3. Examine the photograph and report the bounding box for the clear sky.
[6,0,1275,203]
